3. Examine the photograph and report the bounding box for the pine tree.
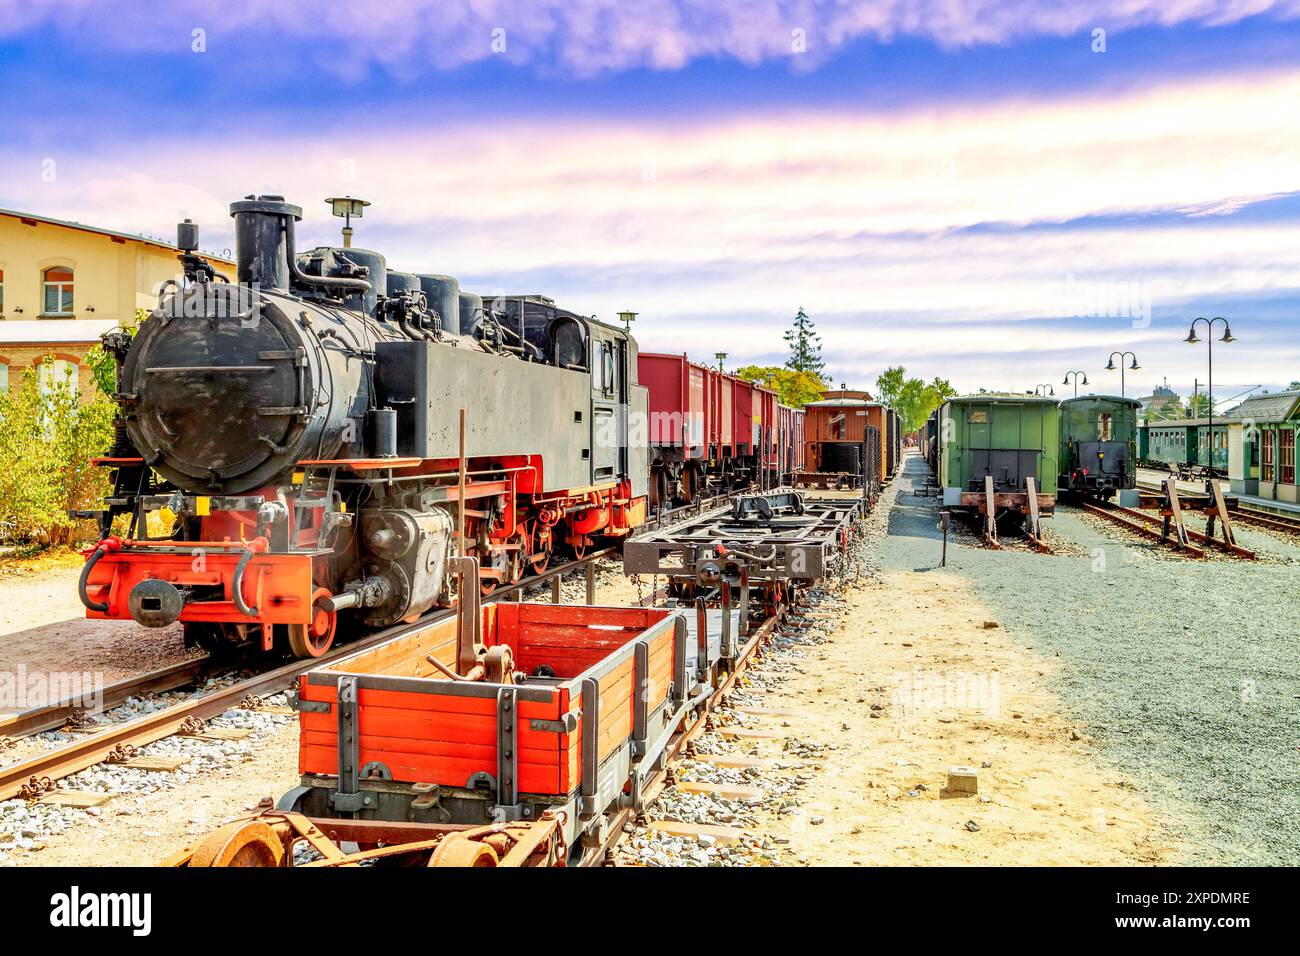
[783,307,825,376]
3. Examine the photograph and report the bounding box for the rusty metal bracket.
[330,676,370,814]
[529,712,578,734]
[494,686,522,820]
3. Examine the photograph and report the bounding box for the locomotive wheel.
[287,589,338,659]
[428,834,499,867]
[571,537,590,561]
[187,820,286,867]
[528,523,553,576]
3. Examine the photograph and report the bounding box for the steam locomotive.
[79,195,648,658]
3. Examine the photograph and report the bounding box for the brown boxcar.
[800,391,889,488]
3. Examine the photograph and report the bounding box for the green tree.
[874,366,906,407]
[84,309,146,398]
[783,308,824,376]
[0,357,116,546]
[1188,393,1216,417]
[734,365,828,407]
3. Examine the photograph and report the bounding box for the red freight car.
[639,353,784,507]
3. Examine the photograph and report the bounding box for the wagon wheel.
[428,833,499,867]
[287,588,338,658]
[682,464,699,505]
[528,523,554,576]
[187,819,286,867]
[653,469,671,511]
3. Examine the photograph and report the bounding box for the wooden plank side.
[320,618,460,675]
[597,658,635,761]
[300,744,563,795]
[517,604,662,628]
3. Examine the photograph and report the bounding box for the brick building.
[0,208,233,400]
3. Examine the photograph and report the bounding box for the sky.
[2,1,1299,403]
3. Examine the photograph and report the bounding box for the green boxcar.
[938,395,1059,511]
[1058,396,1140,501]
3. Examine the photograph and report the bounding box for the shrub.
[0,357,116,546]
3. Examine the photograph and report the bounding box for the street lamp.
[1033,384,1055,397]
[714,351,727,372]
[1062,370,1088,397]
[325,196,371,248]
[1104,351,1140,397]
[1185,316,1235,484]
[618,310,637,333]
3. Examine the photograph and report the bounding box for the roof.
[0,208,235,265]
[947,393,1059,405]
[1143,417,1220,429]
[1061,395,1141,408]
[804,397,881,408]
[1223,390,1300,423]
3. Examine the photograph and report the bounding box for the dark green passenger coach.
[1058,395,1141,504]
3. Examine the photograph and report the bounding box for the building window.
[1262,428,1275,482]
[0,364,8,394]
[43,266,74,315]
[1,267,5,315]
[37,359,78,398]
[1282,429,1296,485]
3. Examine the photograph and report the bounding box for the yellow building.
[0,208,234,399]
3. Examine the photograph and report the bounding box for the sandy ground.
[18,722,301,867]
[0,551,198,683]
[751,566,1174,864]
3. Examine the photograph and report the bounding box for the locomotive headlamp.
[326,196,370,248]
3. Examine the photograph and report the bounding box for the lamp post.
[1062,370,1088,397]
[1185,317,1235,484]
[714,351,727,372]
[325,196,371,248]
[1033,384,1055,397]
[618,310,637,333]
[1105,351,1140,397]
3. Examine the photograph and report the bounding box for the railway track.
[1134,478,1300,539]
[1076,498,1256,559]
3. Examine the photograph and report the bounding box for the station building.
[1226,390,1300,502]
[0,208,233,400]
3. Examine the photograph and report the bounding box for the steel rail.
[1134,479,1300,536]
[0,658,209,740]
[1078,499,1208,558]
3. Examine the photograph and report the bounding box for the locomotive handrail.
[231,540,270,617]
[77,541,115,613]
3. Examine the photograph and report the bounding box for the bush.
[0,357,116,546]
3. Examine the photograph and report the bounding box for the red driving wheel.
[287,587,338,658]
